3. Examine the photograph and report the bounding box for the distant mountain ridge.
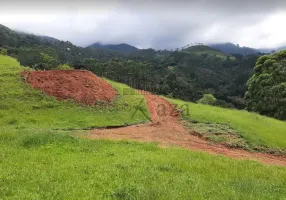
[0,24,131,62]
[209,42,286,55]
[0,24,80,50]
[209,43,259,55]
[2,22,285,56]
[182,45,223,53]
[258,46,286,53]
[87,42,139,53]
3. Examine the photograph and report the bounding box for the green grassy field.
[1,129,286,200]
[0,55,149,130]
[1,55,286,199]
[168,98,286,151]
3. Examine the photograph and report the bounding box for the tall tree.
[245,50,286,120]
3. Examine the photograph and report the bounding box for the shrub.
[246,50,286,120]
[0,48,7,55]
[57,64,73,70]
[198,94,217,105]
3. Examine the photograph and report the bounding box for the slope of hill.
[0,24,20,46]
[183,45,221,53]
[168,98,286,152]
[2,54,285,151]
[0,24,263,110]
[0,24,127,63]
[2,129,285,199]
[1,55,286,199]
[0,24,76,50]
[87,42,139,53]
[182,45,235,60]
[88,47,258,108]
[0,55,149,129]
[37,35,61,44]
[209,43,259,55]
[90,91,286,158]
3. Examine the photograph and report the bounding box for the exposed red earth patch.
[90,93,286,166]
[22,70,117,105]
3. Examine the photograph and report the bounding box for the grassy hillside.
[0,130,286,199]
[0,55,149,129]
[1,55,286,199]
[168,98,286,151]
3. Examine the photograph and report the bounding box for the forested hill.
[209,43,259,55]
[0,23,260,109]
[209,42,286,55]
[87,46,259,109]
[0,24,78,50]
[0,24,127,63]
[87,42,139,53]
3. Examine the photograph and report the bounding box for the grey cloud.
[1,0,286,49]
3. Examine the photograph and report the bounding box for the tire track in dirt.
[89,93,286,166]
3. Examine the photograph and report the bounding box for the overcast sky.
[0,0,286,49]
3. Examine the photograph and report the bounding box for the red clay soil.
[90,93,286,166]
[22,70,117,105]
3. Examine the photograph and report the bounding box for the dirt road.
[90,93,286,166]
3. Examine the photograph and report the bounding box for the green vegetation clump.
[16,47,59,70]
[0,48,7,55]
[246,50,286,120]
[198,94,217,105]
[184,122,252,149]
[56,63,73,70]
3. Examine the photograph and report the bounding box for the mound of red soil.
[22,70,117,105]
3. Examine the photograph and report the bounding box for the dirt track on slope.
[22,70,116,105]
[90,93,286,166]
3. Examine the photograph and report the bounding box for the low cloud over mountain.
[1,0,286,49]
